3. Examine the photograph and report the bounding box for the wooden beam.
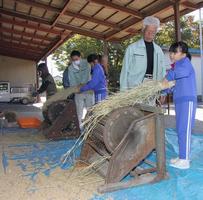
[0,8,104,40]
[197,1,203,8]
[88,0,143,19]
[51,0,71,26]
[0,8,51,25]
[13,0,61,13]
[104,0,174,40]
[174,1,181,41]
[0,46,40,56]
[161,8,191,23]
[0,27,54,41]
[0,34,47,47]
[64,10,120,30]
[40,33,73,61]
[0,48,39,60]
[105,17,140,40]
[181,1,197,10]
[146,0,174,16]
[0,17,63,35]
[56,23,104,39]
[10,0,120,30]
[0,40,44,53]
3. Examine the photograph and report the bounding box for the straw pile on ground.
[62,80,174,163]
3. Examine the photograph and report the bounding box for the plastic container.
[17,117,41,128]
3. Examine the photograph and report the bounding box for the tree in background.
[52,35,104,72]
[52,34,141,91]
[52,15,200,90]
[156,15,199,48]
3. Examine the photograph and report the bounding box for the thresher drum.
[81,104,167,193]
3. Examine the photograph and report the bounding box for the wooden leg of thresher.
[98,174,156,193]
[154,113,167,180]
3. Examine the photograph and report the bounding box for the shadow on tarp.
[92,128,203,200]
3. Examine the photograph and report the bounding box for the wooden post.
[103,40,109,76]
[155,113,167,179]
[103,40,108,56]
[45,57,47,65]
[166,2,182,114]
[36,63,40,103]
[173,1,181,42]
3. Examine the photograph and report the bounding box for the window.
[0,83,8,92]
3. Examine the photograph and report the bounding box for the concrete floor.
[0,102,43,120]
[0,102,202,133]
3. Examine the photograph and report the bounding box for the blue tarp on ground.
[1,128,81,179]
[92,128,203,200]
[1,128,203,199]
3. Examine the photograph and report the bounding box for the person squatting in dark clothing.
[33,63,57,99]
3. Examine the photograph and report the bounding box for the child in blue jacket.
[162,41,197,169]
[79,54,107,103]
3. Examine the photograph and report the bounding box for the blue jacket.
[80,63,107,95]
[165,57,197,103]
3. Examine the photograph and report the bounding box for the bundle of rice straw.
[62,80,175,164]
[42,86,78,111]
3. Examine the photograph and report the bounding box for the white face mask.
[73,60,80,66]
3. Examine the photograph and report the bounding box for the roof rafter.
[0,17,63,35]
[40,32,74,61]
[14,0,61,13]
[0,47,39,60]
[56,23,104,39]
[51,0,71,26]
[88,0,143,19]
[161,8,192,23]
[0,8,51,25]
[0,27,54,41]
[6,0,121,30]
[0,8,104,40]
[181,1,197,10]
[0,34,47,47]
[0,40,44,53]
[65,10,120,30]
[104,0,175,40]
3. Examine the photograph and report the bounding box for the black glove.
[32,91,38,97]
[67,94,75,100]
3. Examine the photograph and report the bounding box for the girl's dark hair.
[70,50,81,57]
[169,41,191,60]
[87,54,98,63]
[37,63,49,77]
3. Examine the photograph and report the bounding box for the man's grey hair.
[142,16,160,32]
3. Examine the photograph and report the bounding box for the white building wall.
[0,55,37,88]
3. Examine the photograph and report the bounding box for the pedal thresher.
[80,104,168,193]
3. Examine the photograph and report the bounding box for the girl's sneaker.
[170,159,190,169]
[170,157,179,164]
